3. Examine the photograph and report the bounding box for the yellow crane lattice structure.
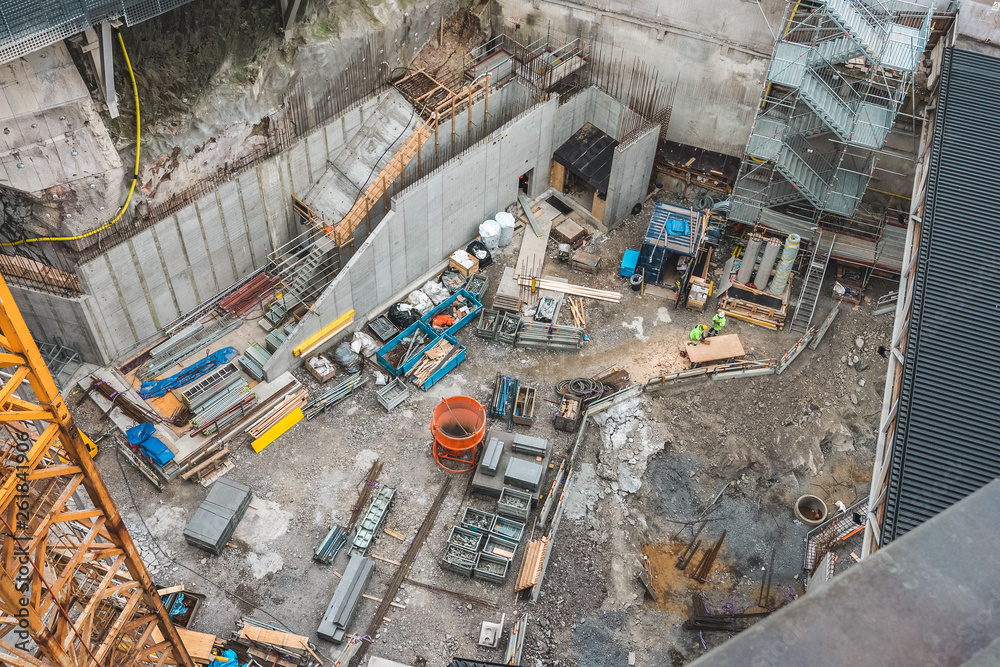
[0,273,193,667]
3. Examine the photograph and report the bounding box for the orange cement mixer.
[430,396,486,473]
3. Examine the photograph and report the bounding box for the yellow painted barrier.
[293,309,355,357]
[251,408,304,453]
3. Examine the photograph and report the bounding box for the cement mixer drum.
[430,396,486,473]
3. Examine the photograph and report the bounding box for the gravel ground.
[73,189,897,666]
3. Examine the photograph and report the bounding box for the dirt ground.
[74,187,896,667]
[410,8,487,89]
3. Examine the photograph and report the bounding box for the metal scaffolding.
[730,0,937,232]
[0,0,195,64]
[0,272,193,667]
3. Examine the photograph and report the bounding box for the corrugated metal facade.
[881,47,1000,543]
[0,0,195,64]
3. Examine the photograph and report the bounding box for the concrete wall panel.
[237,170,272,267]
[153,220,200,314]
[217,181,254,278]
[11,286,106,364]
[127,231,176,329]
[195,193,237,289]
[605,123,659,227]
[175,204,219,298]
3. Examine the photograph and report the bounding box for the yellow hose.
[1,30,140,247]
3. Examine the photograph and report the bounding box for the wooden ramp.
[333,124,432,247]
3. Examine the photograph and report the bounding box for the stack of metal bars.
[349,485,395,556]
[183,478,253,555]
[140,318,244,380]
[189,380,255,432]
[304,374,368,419]
[180,363,240,406]
[489,374,516,418]
[317,553,375,643]
[515,322,585,349]
[314,526,349,565]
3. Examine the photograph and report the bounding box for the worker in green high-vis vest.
[707,310,727,338]
[690,324,708,344]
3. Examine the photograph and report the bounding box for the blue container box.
[621,249,640,277]
[421,289,483,337]
[375,320,439,376]
[401,333,466,391]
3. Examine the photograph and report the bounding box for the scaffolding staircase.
[730,0,934,226]
[788,232,835,334]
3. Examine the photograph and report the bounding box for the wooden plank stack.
[515,276,621,303]
[246,389,308,439]
[406,338,459,386]
[570,250,601,275]
[552,219,589,249]
[515,537,549,592]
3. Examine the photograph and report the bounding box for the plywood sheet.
[685,334,745,364]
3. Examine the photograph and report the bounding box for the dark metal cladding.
[881,47,1000,544]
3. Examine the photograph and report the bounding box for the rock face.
[0,42,124,243]
[592,397,664,496]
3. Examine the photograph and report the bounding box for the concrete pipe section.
[794,494,829,526]
[430,396,486,473]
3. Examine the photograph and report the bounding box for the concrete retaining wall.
[495,0,780,156]
[604,123,660,225]
[264,96,561,378]
[61,91,395,363]
[10,285,105,363]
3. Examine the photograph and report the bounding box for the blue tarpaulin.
[168,593,187,617]
[139,347,238,398]
[126,423,175,467]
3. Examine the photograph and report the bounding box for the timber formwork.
[0,273,193,667]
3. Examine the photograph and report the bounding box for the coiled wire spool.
[556,377,604,399]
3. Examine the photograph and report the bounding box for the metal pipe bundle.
[769,233,800,295]
[736,233,763,285]
[489,373,515,418]
[304,374,367,419]
[753,238,783,289]
[515,322,585,350]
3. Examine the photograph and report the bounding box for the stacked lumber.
[493,294,522,312]
[552,219,589,249]
[567,297,586,328]
[515,276,621,303]
[406,338,459,386]
[570,250,601,275]
[234,623,324,666]
[515,537,549,592]
[246,389,308,438]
